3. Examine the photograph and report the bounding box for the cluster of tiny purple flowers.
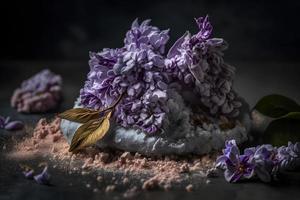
[165,16,241,118]
[216,140,300,183]
[80,19,170,134]
[80,16,241,134]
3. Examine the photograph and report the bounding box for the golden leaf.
[69,111,112,152]
[58,108,100,123]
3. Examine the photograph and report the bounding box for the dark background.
[1,0,300,62]
[1,1,300,200]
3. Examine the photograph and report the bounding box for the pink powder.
[9,117,217,191]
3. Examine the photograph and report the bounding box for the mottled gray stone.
[60,89,251,156]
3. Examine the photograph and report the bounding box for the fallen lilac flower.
[216,140,300,183]
[20,164,35,179]
[216,140,254,182]
[0,115,24,131]
[34,166,50,185]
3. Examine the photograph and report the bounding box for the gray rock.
[60,89,251,156]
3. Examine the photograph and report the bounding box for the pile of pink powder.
[9,117,218,193]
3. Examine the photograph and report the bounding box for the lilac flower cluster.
[0,115,24,131]
[11,69,62,113]
[216,140,300,183]
[80,16,241,134]
[165,16,241,118]
[80,19,170,134]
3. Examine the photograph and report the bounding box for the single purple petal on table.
[23,169,35,179]
[20,164,35,179]
[34,166,50,185]
[4,121,24,131]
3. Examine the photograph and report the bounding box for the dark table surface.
[1,61,300,200]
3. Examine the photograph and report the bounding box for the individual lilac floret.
[34,166,50,185]
[165,15,241,118]
[277,142,300,170]
[217,140,300,183]
[80,19,170,134]
[0,115,24,131]
[11,69,62,113]
[216,140,254,182]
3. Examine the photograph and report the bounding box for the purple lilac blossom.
[80,19,170,134]
[217,140,300,183]
[165,15,241,118]
[80,16,243,134]
[11,69,62,113]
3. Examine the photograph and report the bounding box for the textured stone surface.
[60,89,251,155]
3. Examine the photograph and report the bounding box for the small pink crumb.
[105,185,116,193]
[186,184,193,192]
[96,176,103,182]
[180,163,190,173]
[142,176,159,190]
[122,177,129,184]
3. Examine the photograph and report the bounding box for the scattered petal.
[34,166,50,185]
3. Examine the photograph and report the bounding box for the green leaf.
[263,112,300,146]
[254,94,300,118]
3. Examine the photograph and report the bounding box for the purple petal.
[4,121,24,131]
[167,31,189,58]
[216,155,229,168]
[23,170,35,179]
[34,166,50,185]
[224,169,242,183]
